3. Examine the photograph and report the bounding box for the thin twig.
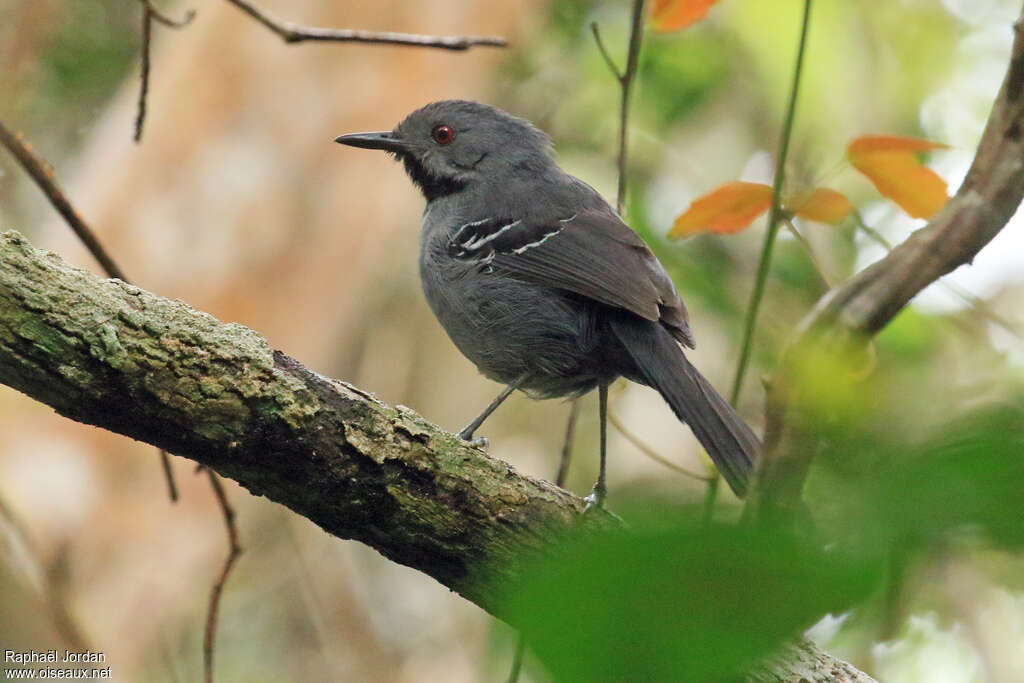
[853,212,1021,338]
[507,398,579,683]
[852,210,893,250]
[0,121,129,280]
[506,636,526,683]
[224,0,506,49]
[136,0,196,28]
[133,1,194,143]
[729,0,813,406]
[203,468,242,683]
[784,216,833,287]
[135,8,152,143]
[712,0,812,518]
[608,412,713,481]
[159,449,179,502]
[0,120,180,500]
[590,22,623,80]
[0,497,90,651]
[617,0,647,214]
[555,399,580,488]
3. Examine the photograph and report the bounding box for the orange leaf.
[847,135,949,219]
[670,182,772,238]
[650,0,720,32]
[847,135,948,156]
[785,188,854,225]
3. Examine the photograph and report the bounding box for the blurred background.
[1,0,1022,680]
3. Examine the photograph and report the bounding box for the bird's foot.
[457,428,489,449]
[583,483,606,512]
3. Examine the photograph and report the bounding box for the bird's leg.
[457,379,522,448]
[584,382,610,510]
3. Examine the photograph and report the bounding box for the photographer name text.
[5,651,105,665]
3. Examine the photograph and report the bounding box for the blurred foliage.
[505,402,1024,681]
[36,3,136,116]
[507,516,878,681]
[6,2,138,145]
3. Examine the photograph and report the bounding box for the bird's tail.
[609,317,761,497]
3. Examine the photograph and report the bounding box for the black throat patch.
[400,154,466,201]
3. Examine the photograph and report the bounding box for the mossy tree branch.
[0,231,593,611]
[0,231,873,681]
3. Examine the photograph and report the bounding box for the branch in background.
[554,399,580,489]
[783,216,833,287]
[137,0,196,28]
[748,7,1024,518]
[0,231,872,682]
[135,6,151,142]
[130,0,504,142]
[506,399,579,683]
[0,119,248,681]
[133,0,195,143]
[590,0,647,215]
[202,469,242,683]
[709,0,813,518]
[0,121,130,281]
[224,0,507,49]
[608,411,712,481]
[0,120,178,499]
[853,211,1021,339]
[0,495,91,652]
[729,0,813,406]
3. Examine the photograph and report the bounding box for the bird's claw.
[457,430,489,449]
[583,486,606,513]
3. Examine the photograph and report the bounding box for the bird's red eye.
[431,124,455,145]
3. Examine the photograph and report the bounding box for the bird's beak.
[334,131,408,153]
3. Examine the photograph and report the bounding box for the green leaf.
[504,509,879,681]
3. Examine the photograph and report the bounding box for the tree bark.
[0,230,872,681]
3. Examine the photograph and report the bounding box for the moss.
[0,230,599,622]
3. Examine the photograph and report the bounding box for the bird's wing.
[448,208,695,347]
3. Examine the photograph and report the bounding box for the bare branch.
[159,449,179,501]
[555,400,580,488]
[592,0,648,214]
[608,412,713,481]
[0,120,181,501]
[136,0,196,28]
[783,217,833,287]
[748,5,1024,518]
[203,469,242,683]
[133,1,195,142]
[853,211,1022,339]
[589,22,623,81]
[0,121,248,675]
[0,121,129,281]
[224,0,507,49]
[135,8,152,143]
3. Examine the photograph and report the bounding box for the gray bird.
[336,100,760,505]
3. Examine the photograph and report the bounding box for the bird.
[335,100,760,506]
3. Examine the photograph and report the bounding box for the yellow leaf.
[670,182,772,238]
[650,0,720,32]
[785,188,854,225]
[847,135,950,219]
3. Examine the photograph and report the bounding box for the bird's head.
[335,100,553,201]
